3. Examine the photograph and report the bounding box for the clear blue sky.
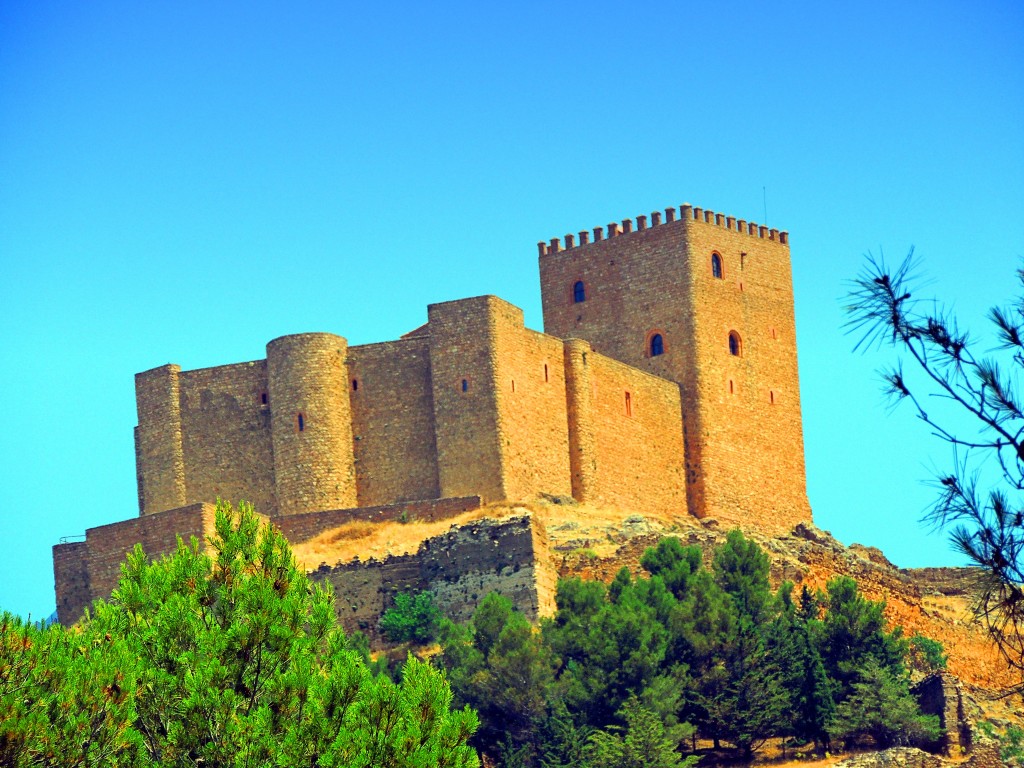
[1,1,1021,619]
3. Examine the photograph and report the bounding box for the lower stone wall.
[52,500,539,639]
[54,503,217,624]
[272,496,482,543]
[51,541,90,625]
[313,514,554,641]
[914,673,971,756]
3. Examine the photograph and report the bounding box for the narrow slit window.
[650,333,664,357]
[573,280,586,303]
[461,379,468,393]
[352,379,359,391]
[711,253,723,279]
[260,392,268,405]
[511,379,516,392]
[625,391,632,417]
[297,413,305,431]
[544,363,549,382]
[728,380,734,395]
[770,390,775,404]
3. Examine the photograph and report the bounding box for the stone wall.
[267,333,357,515]
[427,296,507,502]
[53,503,217,624]
[914,673,972,756]
[51,540,90,626]
[490,305,573,502]
[564,339,687,517]
[135,364,186,515]
[315,515,555,641]
[349,337,441,506]
[178,361,277,516]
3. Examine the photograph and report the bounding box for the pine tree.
[1,501,479,768]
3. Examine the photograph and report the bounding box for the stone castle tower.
[55,200,812,625]
[539,204,810,532]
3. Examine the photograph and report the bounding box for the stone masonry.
[54,200,813,626]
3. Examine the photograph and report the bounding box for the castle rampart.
[538,204,789,257]
[56,198,814,627]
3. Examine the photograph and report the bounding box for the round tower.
[266,332,356,516]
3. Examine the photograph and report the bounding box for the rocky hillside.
[289,495,1021,697]
[536,499,1020,695]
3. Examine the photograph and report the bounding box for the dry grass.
[291,506,507,570]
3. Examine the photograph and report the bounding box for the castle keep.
[54,202,812,626]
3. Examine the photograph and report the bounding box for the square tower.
[538,205,811,533]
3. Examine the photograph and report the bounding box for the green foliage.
[908,632,948,673]
[827,659,941,748]
[1004,725,1024,766]
[0,500,478,768]
[978,720,1024,766]
[713,529,772,626]
[380,589,443,644]
[440,532,933,764]
[438,592,556,758]
[821,576,908,703]
[585,696,698,768]
[536,704,594,768]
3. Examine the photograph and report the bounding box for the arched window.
[573,280,586,303]
[711,253,723,279]
[728,331,742,357]
[650,333,664,357]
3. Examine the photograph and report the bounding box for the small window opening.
[297,413,305,431]
[352,379,359,391]
[624,391,632,417]
[573,280,586,303]
[260,392,268,405]
[771,327,777,340]
[711,253,723,279]
[649,333,664,357]
[461,379,468,393]
[728,380,734,395]
[511,379,516,392]
[770,390,775,404]
[544,363,549,382]
[728,331,742,357]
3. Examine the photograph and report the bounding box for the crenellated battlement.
[537,202,788,257]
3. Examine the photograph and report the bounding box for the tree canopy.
[0,500,479,768]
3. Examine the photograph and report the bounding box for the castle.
[53,202,812,627]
